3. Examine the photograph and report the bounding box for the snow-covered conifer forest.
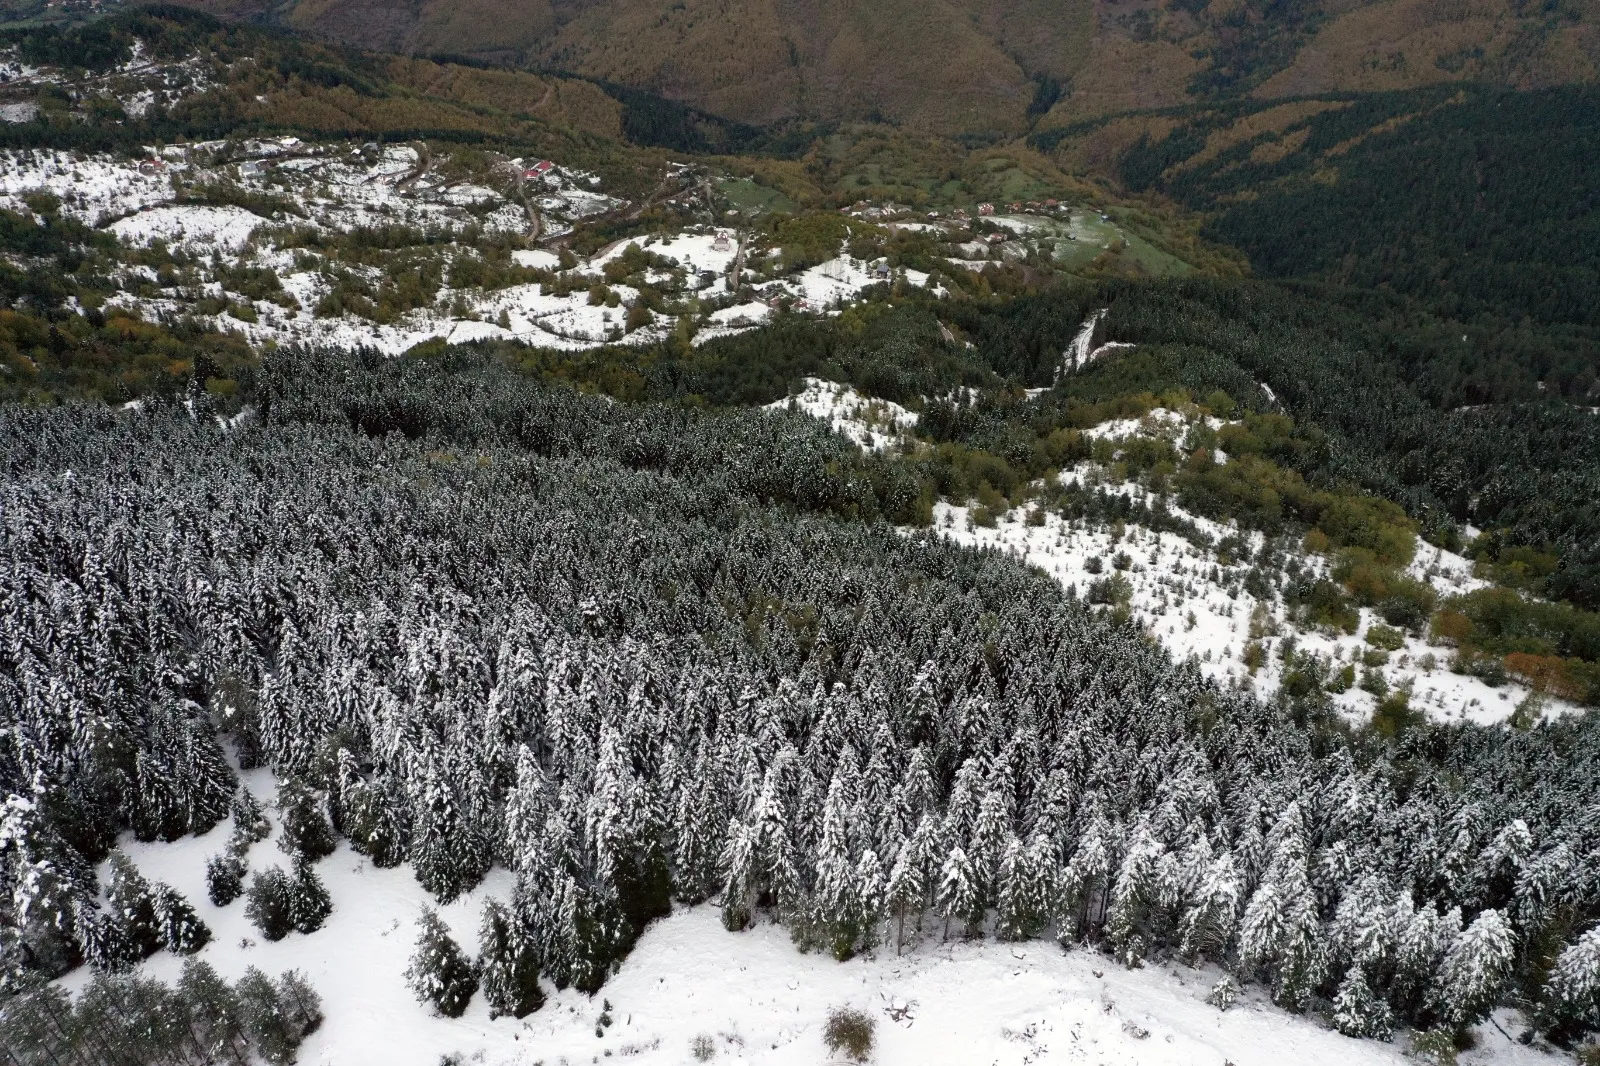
[2,350,1598,1064]
[1,9,1599,1065]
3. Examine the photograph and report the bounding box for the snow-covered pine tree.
[1391,896,1460,1021]
[207,851,247,907]
[178,958,251,1066]
[231,788,271,845]
[996,833,1053,942]
[810,774,864,959]
[885,819,934,953]
[343,774,410,868]
[478,897,545,1018]
[276,778,336,863]
[1106,826,1165,967]
[151,882,211,954]
[1332,966,1395,1039]
[180,708,237,834]
[244,868,295,942]
[106,853,162,960]
[275,970,325,1043]
[1432,908,1513,1032]
[237,966,319,1066]
[0,793,89,979]
[1541,927,1600,1034]
[288,861,332,934]
[133,746,187,843]
[1177,852,1240,964]
[410,748,491,904]
[720,759,798,930]
[937,845,985,939]
[855,848,885,950]
[1237,810,1324,1011]
[406,908,479,1018]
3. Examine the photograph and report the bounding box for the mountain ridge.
[164,0,1598,134]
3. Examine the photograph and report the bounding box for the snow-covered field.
[77,768,1560,1066]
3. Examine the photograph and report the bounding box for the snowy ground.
[71,770,1562,1066]
[765,379,918,452]
[6,142,954,352]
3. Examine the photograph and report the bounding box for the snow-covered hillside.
[85,772,1560,1066]
[0,143,944,355]
[779,389,1578,727]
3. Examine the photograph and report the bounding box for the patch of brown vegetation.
[1254,0,1596,99]
[1042,34,1205,124]
[1172,99,1350,174]
[1045,114,1183,179]
[384,59,622,139]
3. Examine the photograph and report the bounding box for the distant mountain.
[169,0,1597,134]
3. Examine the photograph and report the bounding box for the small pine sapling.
[1206,975,1240,1011]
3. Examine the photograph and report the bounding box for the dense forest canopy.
[2,351,1599,1058]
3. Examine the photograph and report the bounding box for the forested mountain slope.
[4,351,1600,1065]
[165,0,1598,132]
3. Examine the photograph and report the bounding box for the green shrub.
[1365,624,1405,651]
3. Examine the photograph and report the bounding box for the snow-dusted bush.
[1205,975,1239,1011]
[823,1006,875,1061]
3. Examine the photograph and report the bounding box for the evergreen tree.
[996,833,1052,942]
[410,753,491,904]
[276,970,324,1041]
[288,861,333,934]
[231,788,271,845]
[152,882,211,954]
[106,853,162,960]
[1238,817,1324,1011]
[1177,852,1240,964]
[237,966,318,1066]
[478,897,544,1018]
[810,774,864,959]
[1333,965,1395,1039]
[179,958,252,1066]
[406,908,479,1018]
[207,850,247,906]
[276,778,336,863]
[182,712,238,833]
[343,774,410,868]
[1542,927,1600,1034]
[937,846,985,938]
[244,868,295,942]
[1432,908,1514,1032]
